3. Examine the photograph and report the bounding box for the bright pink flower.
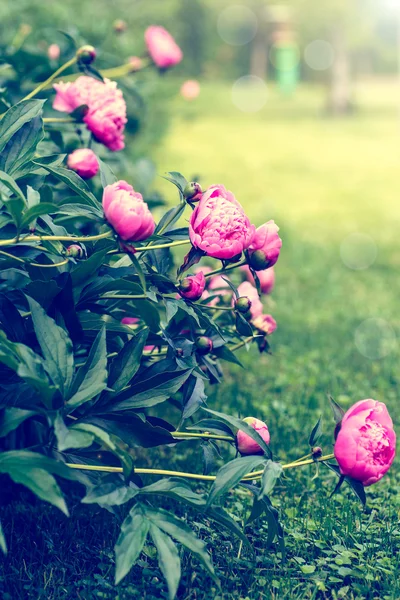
[145,26,183,69]
[237,417,270,455]
[189,185,255,260]
[252,314,277,335]
[67,148,99,179]
[103,180,155,242]
[334,399,396,486]
[48,44,60,60]
[236,281,263,319]
[179,271,206,301]
[248,221,282,271]
[53,76,127,151]
[180,80,200,100]
[121,317,139,325]
[242,264,275,295]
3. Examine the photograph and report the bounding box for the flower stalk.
[22,56,77,101]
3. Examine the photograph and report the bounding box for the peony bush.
[0,26,396,599]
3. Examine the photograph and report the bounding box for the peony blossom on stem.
[247,221,282,271]
[252,314,277,335]
[237,417,270,455]
[103,180,155,242]
[67,148,99,179]
[53,76,127,151]
[179,271,206,301]
[189,185,255,260]
[334,399,396,486]
[145,26,183,69]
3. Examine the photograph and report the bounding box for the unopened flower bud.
[247,249,272,271]
[195,336,213,356]
[65,244,83,259]
[183,182,202,202]
[235,296,252,314]
[237,417,270,455]
[312,446,323,458]
[178,271,206,301]
[113,19,127,33]
[76,45,96,65]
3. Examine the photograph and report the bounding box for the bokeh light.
[217,5,258,46]
[354,318,397,360]
[304,40,335,71]
[231,75,268,113]
[340,233,377,270]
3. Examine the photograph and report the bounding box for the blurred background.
[1,0,400,441]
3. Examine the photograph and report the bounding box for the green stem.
[49,58,151,88]
[205,259,247,279]
[99,294,147,300]
[135,239,190,253]
[0,230,113,248]
[0,250,69,268]
[22,56,77,101]
[201,304,233,312]
[172,431,234,442]
[229,336,254,352]
[65,454,336,482]
[43,117,76,124]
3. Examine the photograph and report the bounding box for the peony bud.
[247,221,282,271]
[312,446,323,458]
[129,56,143,71]
[236,282,262,319]
[65,244,83,259]
[76,45,97,65]
[179,271,206,301]
[235,296,252,314]
[195,336,213,355]
[334,399,396,486]
[183,182,202,202]
[237,417,270,455]
[252,314,277,335]
[102,180,155,242]
[113,19,127,33]
[145,26,183,69]
[67,148,99,179]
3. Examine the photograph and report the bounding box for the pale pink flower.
[145,26,183,69]
[252,314,277,335]
[242,264,275,295]
[180,80,200,100]
[48,44,60,61]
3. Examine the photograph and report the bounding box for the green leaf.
[115,503,150,584]
[0,170,26,227]
[208,507,253,554]
[308,416,323,447]
[345,476,367,506]
[72,249,109,287]
[54,413,94,452]
[203,408,272,458]
[155,202,186,235]
[109,369,192,411]
[108,328,149,393]
[0,100,45,154]
[0,114,44,177]
[207,455,265,508]
[329,395,345,424]
[212,345,244,368]
[27,296,74,397]
[259,461,283,500]
[32,160,102,212]
[128,253,146,293]
[235,313,253,337]
[98,158,117,187]
[149,524,181,600]
[182,376,207,420]
[82,481,139,506]
[20,203,59,230]
[67,327,107,408]
[161,171,188,194]
[0,521,7,555]
[143,506,218,585]
[0,408,37,438]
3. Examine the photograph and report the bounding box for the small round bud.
[312,446,323,458]
[183,182,202,202]
[195,336,213,356]
[235,296,252,314]
[65,244,83,259]
[113,19,127,33]
[247,250,271,271]
[76,45,96,65]
[179,278,192,293]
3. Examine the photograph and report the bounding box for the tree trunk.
[327,26,352,115]
[250,33,268,79]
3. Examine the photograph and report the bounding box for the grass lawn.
[2,80,400,599]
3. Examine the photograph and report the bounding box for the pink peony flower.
[236,281,263,319]
[121,317,139,325]
[189,185,255,260]
[179,271,206,301]
[53,76,127,152]
[103,180,155,242]
[252,314,277,335]
[180,80,200,100]
[67,148,99,179]
[334,399,396,487]
[237,417,270,455]
[48,44,60,61]
[145,26,183,69]
[242,264,275,295]
[248,221,282,271]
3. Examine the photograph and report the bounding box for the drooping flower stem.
[22,56,77,101]
[65,453,336,481]
[0,230,113,248]
[135,239,190,253]
[204,259,247,280]
[229,336,254,352]
[43,117,76,124]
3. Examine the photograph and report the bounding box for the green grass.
[2,80,400,599]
